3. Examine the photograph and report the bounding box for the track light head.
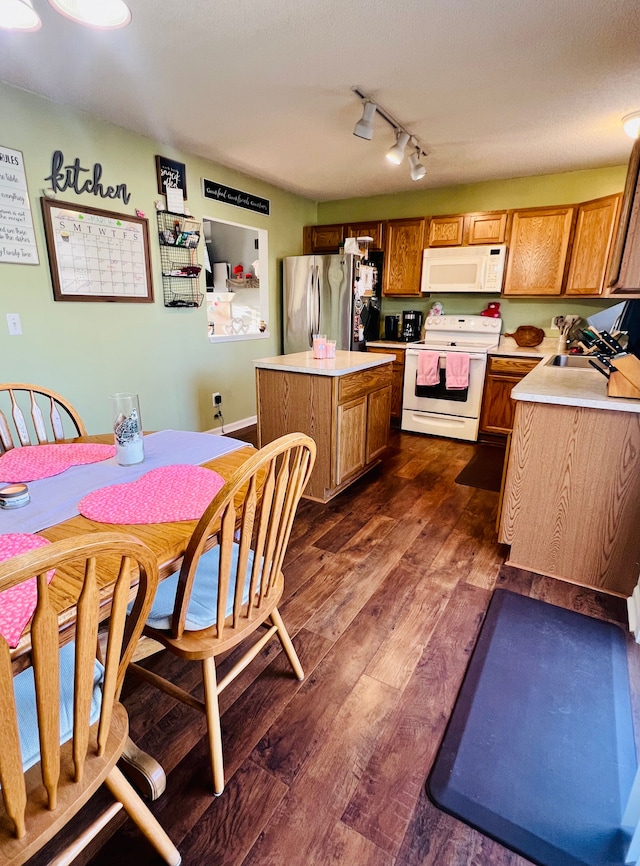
[409,149,427,181]
[353,101,377,140]
[0,0,42,30]
[386,131,411,165]
[623,111,640,139]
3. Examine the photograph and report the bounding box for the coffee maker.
[401,310,423,342]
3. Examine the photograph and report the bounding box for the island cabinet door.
[367,386,392,461]
[336,396,367,485]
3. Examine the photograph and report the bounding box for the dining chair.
[0,532,181,866]
[0,383,87,453]
[128,432,316,795]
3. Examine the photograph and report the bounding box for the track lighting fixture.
[0,0,132,30]
[409,148,427,181]
[623,111,640,139]
[352,87,428,181]
[353,101,377,140]
[386,131,411,165]
[0,0,41,31]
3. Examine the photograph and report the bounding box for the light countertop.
[512,355,640,414]
[254,350,396,376]
[490,336,559,358]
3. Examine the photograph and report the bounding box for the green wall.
[0,82,315,435]
[318,166,629,333]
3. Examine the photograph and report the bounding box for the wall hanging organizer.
[157,210,203,308]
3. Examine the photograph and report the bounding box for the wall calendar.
[41,198,153,303]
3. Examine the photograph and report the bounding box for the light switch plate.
[7,313,22,336]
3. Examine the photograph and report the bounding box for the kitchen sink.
[546,354,595,369]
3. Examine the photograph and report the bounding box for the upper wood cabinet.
[303,224,344,255]
[345,221,384,251]
[605,139,640,297]
[466,211,508,245]
[502,206,575,296]
[428,215,464,246]
[382,218,426,296]
[427,211,507,247]
[564,194,621,296]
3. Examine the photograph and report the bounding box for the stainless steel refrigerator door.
[316,254,354,351]
[283,256,317,354]
[283,255,354,353]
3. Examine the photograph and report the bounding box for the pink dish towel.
[445,352,470,389]
[416,351,441,386]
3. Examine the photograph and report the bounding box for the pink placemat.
[78,464,226,524]
[0,533,54,648]
[0,443,116,483]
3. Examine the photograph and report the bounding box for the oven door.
[403,349,487,418]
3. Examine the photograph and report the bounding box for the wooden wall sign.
[202,178,270,216]
[156,155,187,198]
[0,145,39,264]
[41,198,153,303]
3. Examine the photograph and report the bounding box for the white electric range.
[402,315,502,441]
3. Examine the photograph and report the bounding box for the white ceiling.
[1,0,639,202]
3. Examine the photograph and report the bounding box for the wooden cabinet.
[303,224,344,255]
[499,399,640,595]
[479,355,541,437]
[382,218,426,296]
[256,360,392,503]
[366,345,405,424]
[502,206,575,295]
[607,138,640,296]
[345,221,384,251]
[466,211,508,245]
[564,194,621,296]
[427,215,464,247]
[427,211,507,247]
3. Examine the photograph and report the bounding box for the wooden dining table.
[6,432,256,798]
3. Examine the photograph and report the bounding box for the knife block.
[607,354,640,399]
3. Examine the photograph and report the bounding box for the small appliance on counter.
[401,310,423,342]
[384,315,400,340]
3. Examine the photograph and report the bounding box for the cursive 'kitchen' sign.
[202,178,270,216]
[44,150,131,205]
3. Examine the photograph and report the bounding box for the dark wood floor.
[40,428,638,866]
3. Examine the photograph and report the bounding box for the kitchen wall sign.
[0,145,39,265]
[202,178,270,216]
[156,155,187,198]
[44,150,131,205]
[41,198,153,303]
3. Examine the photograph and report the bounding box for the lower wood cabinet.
[479,356,541,437]
[366,345,405,424]
[256,362,392,503]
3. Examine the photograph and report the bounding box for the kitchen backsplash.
[379,294,619,336]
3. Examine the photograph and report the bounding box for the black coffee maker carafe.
[384,315,399,340]
[401,310,423,342]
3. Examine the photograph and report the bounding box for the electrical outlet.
[212,392,222,407]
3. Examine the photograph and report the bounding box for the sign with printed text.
[202,178,270,216]
[0,146,39,265]
[156,155,187,198]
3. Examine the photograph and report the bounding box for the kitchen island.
[255,350,394,502]
[499,357,640,595]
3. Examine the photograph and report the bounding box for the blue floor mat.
[427,589,637,866]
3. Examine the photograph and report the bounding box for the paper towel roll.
[213,262,230,289]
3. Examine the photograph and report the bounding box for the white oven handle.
[406,350,486,361]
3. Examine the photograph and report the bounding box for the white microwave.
[421,244,506,293]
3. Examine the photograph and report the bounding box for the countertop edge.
[254,350,395,376]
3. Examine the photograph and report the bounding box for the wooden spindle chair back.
[0,384,87,453]
[129,432,316,795]
[0,533,180,866]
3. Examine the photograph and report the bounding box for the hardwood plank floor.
[36,428,638,866]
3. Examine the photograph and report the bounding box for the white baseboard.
[204,414,257,436]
